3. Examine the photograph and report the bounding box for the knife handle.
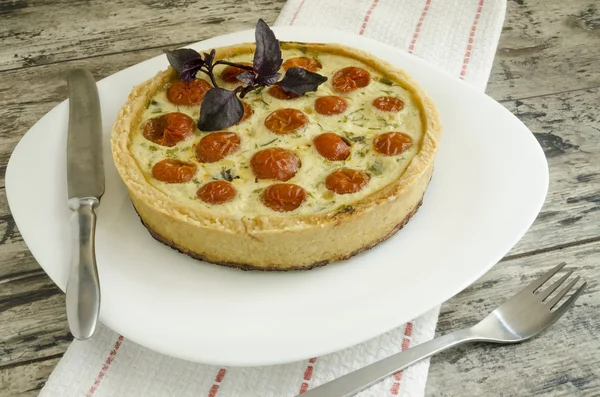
[66,197,101,340]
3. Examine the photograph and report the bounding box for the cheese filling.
[129,48,424,217]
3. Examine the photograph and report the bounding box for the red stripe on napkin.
[86,335,124,397]
[408,0,432,54]
[460,0,485,79]
[298,357,317,394]
[289,0,307,25]
[207,368,227,397]
[389,322,413,395]
[359,0,380,35]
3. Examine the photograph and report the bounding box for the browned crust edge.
[134,198,424,271]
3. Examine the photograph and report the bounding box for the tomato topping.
[236,101,254,124]
[331,67,371,93]
[143,112,194,147]
[373,132,413,156]
[261,183,307,212]
[282,57,322,72]
[268,85,300,100]
[325,168,370,194]
[197,181,237,204]
[220,62,253,83]
[313,133,351,161]
[152,159,196,183]
[250,148,301,181]
[195,132,241,163]
[373,96,405,112]
[167,79,212,106]
[264,108,308,134]
[314,96,348,116]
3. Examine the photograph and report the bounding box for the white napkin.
[40,1,505,396]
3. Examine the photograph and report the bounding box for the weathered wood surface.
[488,0,600,101]
[1,0,599,396]
[427,241,600,397]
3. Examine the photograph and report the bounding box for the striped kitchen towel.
[40,1,505,396]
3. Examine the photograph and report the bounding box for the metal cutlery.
[65,69,104,340]
[299,263,586,397]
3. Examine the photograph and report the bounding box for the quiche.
[111,41,441,270]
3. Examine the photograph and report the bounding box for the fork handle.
[298,327,481,397]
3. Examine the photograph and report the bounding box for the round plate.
[6,27,548,366]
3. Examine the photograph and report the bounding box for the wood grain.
[0,0,286,71]
[427,240,600,397]
[487,0,600,101]
[0,0,599,395]
[0,356,62,397]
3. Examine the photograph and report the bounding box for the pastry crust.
[111,42,441,270]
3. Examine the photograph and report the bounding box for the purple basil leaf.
[179,58,205,81]
[256,72,281,86]
[198,88,244,131]
[236,71,256,85]
[277,67,328,95]
[203,49,216,67]
[165,49,203,73]
[253,19,282,78]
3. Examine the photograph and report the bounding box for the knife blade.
[65,69,103,340]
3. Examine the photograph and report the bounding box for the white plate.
[6,27,548,366]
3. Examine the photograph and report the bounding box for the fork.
[298,263,586,397]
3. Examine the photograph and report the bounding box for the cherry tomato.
[268,85,300,100]
[143,112,194,147]
[325,168,370,194]
[261,183,307,212]
[197,181,237,204]
[313,133,351,161]
[196,132,241,163]
[264,108,308,134]
[250,148,300,181]
[236,101,254,124]
[314,96,348,116]
[220,62,253,83]
[282,57,322,72]
[167,79,212,106]
[152,159,196,183]
[373,132,412,156]
[373,96,405,112]
[331,67,371,93]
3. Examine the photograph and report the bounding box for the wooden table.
[1,1,599,395]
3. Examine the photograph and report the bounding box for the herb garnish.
[165,19,327,131]
[337,205,355,214]
[216,168,239,182]
[368,160,385,176]
[260,138,279,147]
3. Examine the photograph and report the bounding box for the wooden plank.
[427,240,600,397]
[0,216,40,280]
[0,0,286,71]
[487,0,600,101]
[0,356,62,397]
[0,275,70,367]
[501,88,600,256]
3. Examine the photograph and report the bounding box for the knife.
[66,69,104,340]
